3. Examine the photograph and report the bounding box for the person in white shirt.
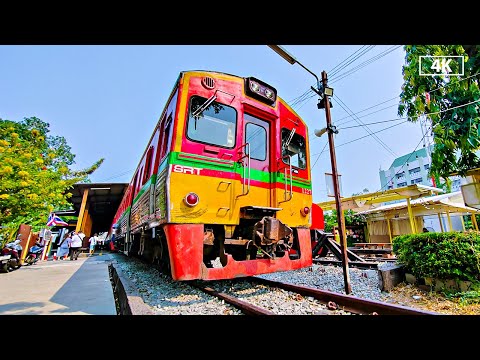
[88,233,98,256]
[68,232,83,260]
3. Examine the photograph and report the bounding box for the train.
[110,70,317,281]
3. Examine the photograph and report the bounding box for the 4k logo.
[419,56,464,76]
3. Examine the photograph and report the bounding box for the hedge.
[392,231,480,282]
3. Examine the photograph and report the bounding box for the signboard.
[325,173,342,198]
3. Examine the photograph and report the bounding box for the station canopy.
[357,191,480,220]
[317,184,444,213]
[57,183,128,234]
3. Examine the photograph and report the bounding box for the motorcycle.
[23,242,45,266]
[1,239,23,272]
[0,253,11,273]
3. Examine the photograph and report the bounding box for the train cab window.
[245,122,266,161]
[187,95,237,148]
[281,128,306,169]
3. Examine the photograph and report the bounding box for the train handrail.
[278,155,293,203]
[236,142,251,198]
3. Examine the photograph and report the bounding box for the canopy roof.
[317,184,444,212]
[357,191,480,220]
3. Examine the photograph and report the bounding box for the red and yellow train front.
[164,71,313,280]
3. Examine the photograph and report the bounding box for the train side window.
[245,123,266,161]
[187,95,237,148]
[160,114,172,160]
[143,146,154,184]
[281,128,306,169]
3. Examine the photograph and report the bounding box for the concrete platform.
[0,253,117,315]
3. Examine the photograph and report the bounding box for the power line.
[98,169,134,182]
[328,46,368,74]
[330,46,402,84]
[337,98,480,130]
[335,121,408,148]
[335,96,400,125]
[335,103,400,127]
[310,120,408,157]
[329,46,376,78]
[338,117,406,130]
[335,95,398,157]
[331,70,480,128]
[312,140,329,169]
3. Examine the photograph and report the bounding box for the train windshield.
[281,128,306,169]
[187,96,237,148]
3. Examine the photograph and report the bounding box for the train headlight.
[245,77,277,105]
[184,192,199,207]
[300,206,310,217]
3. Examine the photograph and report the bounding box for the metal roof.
[67,183,128,234]
[317,184,444,212]
[357,191,480,220]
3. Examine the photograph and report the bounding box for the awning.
[317,184,444,212]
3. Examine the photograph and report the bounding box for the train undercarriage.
[116,208,309,280]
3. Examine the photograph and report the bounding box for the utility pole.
[267,45,352,294]
[322,70,351,295]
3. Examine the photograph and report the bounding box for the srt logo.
[172,165,203,175]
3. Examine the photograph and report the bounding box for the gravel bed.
[111,253,398,314]
[256,264,394,303]
[209,279,352,315]
[111,254,242,315]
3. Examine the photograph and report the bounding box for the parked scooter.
[0,253,11,273]
[1,239,23,271]
[23,242,45,266]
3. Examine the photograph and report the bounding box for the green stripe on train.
[171,152,311,189]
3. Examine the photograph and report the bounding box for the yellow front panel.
[169,171,271,225]
[275,189,311,228]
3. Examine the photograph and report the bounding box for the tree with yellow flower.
[0,117,104,243]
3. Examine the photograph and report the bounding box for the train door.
[241,113,272,207]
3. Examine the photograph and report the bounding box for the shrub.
[392,231,480,282]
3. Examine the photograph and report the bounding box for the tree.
[398,45,480,186]
[323,209,366,232]
[0,117,104,243]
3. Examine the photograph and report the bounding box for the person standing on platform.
[68,232,83,260]
[88,233,98,256]
[57,232,71,260]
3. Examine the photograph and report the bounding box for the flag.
[46,213,69,227]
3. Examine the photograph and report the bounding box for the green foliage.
[445,287,480,305]
[393,231,480,282]
[323,209,366,232]
[399,45,480,180]
[0,117,104,244]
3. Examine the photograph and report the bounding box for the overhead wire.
[330,46,402,84]
[329,46,376,78]
[335,95,398,157]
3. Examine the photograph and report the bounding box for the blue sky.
[0,45,425,203]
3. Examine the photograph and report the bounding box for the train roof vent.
[202,76,215,90]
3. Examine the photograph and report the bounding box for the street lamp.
[268,45,352,295]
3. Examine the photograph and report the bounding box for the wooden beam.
[386,217,392,243]
[472,214,479,231]
[76,188,89,233]
[438,213,444,232]
[446,210,453,231]
[460,215,466,231]
[406,198,416,234]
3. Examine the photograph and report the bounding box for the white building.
[379,145,464,192]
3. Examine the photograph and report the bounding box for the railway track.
[113,254,438,315]
[192,277,438,315]
[250,277,438,315]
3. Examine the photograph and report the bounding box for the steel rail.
[191,281,275,316]
[251,277,438,315]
